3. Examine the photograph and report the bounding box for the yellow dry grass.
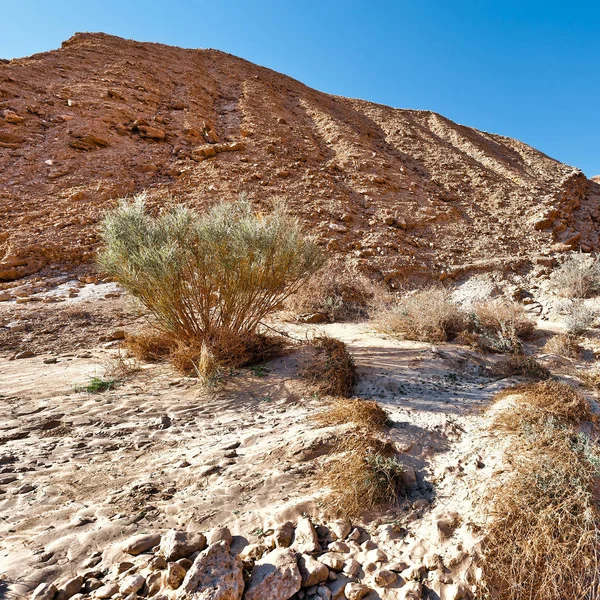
[300,335,357,397]
[314,397,390,432]
[481,380,600,600]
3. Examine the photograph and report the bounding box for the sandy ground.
[1,281,599,599]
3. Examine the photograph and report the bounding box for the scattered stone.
[206,526,233,546]
[374,569,397,587]
[15,350,35,359]
[177,540,243,600]
[344,582,370,600]
[327,542,349,554]
[122,533,161,555]
[342,559,361,578]
[244,548,301,600]
[148,556,167,571]
[274,521,294,548]
[160,529,207,561]
[298,554,329,587]
[166,562,187,589]
[32,583,58,600]
[328,223,348,233]
[293,517,320,553]
[119,575,145,596]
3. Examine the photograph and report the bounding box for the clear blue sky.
[2,1,598,176]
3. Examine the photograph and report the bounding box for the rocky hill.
[1,32,599,284]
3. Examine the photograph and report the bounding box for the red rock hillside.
[1,32,600,285]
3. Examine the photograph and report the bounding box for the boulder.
[56,577,83,600]
[292,517,319,553]
[298,554,329,587]
[119,576,145,596]
[319,553,344,572]
[122,533,161,555]
[177,541,243,600]
[206,526,233,546]
[137,125,166,140]
[273,521,294,548]
[32,583,58,600]
[344,583,370,600]
[243,548,301,600]
[160,530,207,561]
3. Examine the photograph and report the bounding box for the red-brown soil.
[2,32,600,286]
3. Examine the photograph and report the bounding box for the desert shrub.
[125,330,175,361]
[377,287,466,343]
[489,355,551,380]
[99,195,324,365]
[300,335,357,397]
[288,266,386,322]
[314,397,390,432]
[482,383,600,599]
[564,301,596,334]
[551,253,600,298]
[320,434,407,518]
[468,300,534,353]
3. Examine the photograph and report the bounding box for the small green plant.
[250,365,269,378]
[78,377,116,393]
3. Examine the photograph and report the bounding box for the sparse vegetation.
[377,287,466,343]
[543,332,584,358]
[492,379,591,430]
[101,351,141,379]
[482,380,600,600]
[490,354,551,380]
[288,266,386,322]
[314,397,390,432]
[564,301,596,334]
[194,342,224,390]
[124,330,175,361]
[99,195,323,373]
[320,433,406,518]
[551,252,600,298]
[299,335,357,397]
[468,299,534,353]
[78,377,116,393]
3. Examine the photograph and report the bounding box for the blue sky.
[2,1,598,176]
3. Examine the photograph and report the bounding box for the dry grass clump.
[564,301,596,335]
[102,351,141,380]
[489,355,551,381]
[300,335,357,397]
[288,266,386,322]
[543,332,584,358]
[482,381,600,600]
[551,252,600,298]
[125,330,175,361]
[493,380,591,430]
[469,300,534,353]
[321,434,406,518]
[377,287,466,343]
[575,367,600,390]
[171,332,288,375]
[314,397,390,432]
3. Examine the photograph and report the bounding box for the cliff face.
[1,32,599,283]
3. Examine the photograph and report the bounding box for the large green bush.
[99,195,324,345]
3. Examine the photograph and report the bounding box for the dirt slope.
[1,32,600,284]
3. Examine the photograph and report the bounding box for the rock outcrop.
[1,32,600,284]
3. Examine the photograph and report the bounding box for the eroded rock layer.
[1,32,600,282]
